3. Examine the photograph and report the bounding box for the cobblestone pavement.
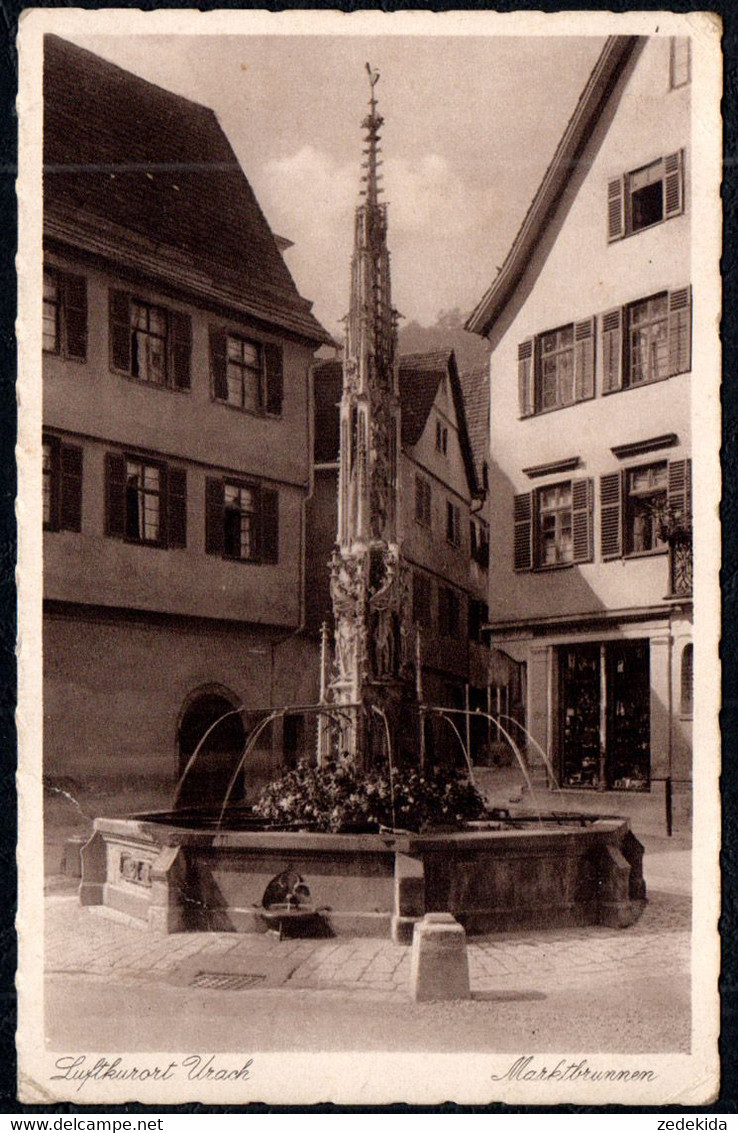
[45,877,690,998]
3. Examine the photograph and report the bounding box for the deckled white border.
[16,8,722,1106]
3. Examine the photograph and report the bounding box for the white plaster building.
[467,36,693,832]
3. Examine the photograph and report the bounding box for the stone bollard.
[410,913,471,1002]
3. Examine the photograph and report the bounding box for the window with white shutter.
[600,458,690,561]
[607,151,685,241]
[513,479,592,571]
[601,287,692,396]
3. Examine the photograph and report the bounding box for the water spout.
[428,705,544,821]
[497,714,571,811]
[370,703,397,830]
[422,706,477,789]
[173,707,245,810]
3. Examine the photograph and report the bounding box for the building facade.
[43,37,330,809]
[308,350,492,763]
[467,36,693,831]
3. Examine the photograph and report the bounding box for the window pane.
[131,302,167,384]
[143,466,159,491]
[43,273,59,352]
[242,369,261,413]
[143,493,160,541]
[43,443,52,525]
[125,460,160,542]
[626,462,667,553]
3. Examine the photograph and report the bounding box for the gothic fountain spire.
[319,65,413,768]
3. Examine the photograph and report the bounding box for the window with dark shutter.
[109,290,132,373]
[264,344,284,416]
[261,488,280,563]
[63,275,88,362]
[105,452,127,538]
[518,339,534,417]
[43,270,88,361]
[611,151,685,240]
[600,472,623,559]
[205,477,225,556]
[43,438,59,529]
[513,492,533,571]
[601,309,623,393]
[168,467,187,549]
[209,327,228,402]
[59,443,83,532]
[571,478,593,563]
[169,311,192,390]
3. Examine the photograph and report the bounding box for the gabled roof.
[466,36,642,339]
[458,365,489,487]
[313,351,480,498]
[43,35,331,346]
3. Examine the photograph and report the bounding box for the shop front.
[558,640,650,792]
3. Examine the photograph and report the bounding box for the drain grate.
[191,971,266,991]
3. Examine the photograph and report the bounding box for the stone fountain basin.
[80,814,646,944]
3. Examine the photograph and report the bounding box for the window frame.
[537,323,575,411]
[601,286,692,396]
[43,271,61,355]
[222,479,261,563]
[109,289,191,392]
[623,461,669,558]
[446,499,461,548]
[415,474,432,528]
[129,300,169,387]
[514,477,593,572]
[600,458,690,562]
[123,456,166,547]
[625,293,670,388]
[223,333,264,413]
[205,476,280,565]
[519,317,595,418]
[105,450,187,550]
[43,434,83,533]
[43,267,88,362]
[210,326,284,417]
[607,150,684,243]
[435,420,448,455]
[536,480,574,568]
[670,37,691,91]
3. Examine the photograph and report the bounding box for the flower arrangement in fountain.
[253,759,486,833]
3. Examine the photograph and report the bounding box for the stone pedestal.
[410,912,471,1001]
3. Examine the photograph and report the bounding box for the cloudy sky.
[69,32,605,339]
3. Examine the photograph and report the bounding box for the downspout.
[268,358,317,707]
[666,607,674,836]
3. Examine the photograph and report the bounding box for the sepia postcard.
[16,7,722,1107]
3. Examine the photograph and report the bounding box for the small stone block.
[410,913,471,1001]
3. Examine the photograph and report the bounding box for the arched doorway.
[177,687,246,810]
